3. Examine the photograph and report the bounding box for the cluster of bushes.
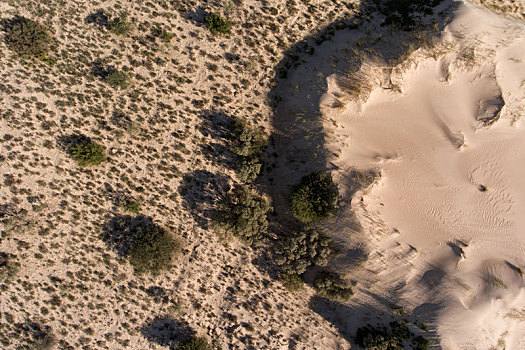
[355,320,429,350]
[375,0,444,31]
[17,321,57,350]
[313,271,353,301]
[289,171,338,223]
[2,16,53,60]
[205,13,231,35]
[229,117,267,183]
[214,186,271,245]
[274,228,331,274]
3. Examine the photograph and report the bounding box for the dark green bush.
[105,70,130,90]
[313,271,353,301]
[290,171,338,223]
[279,273,304,292]
[274,229,331,274]
[3,16,53,59]
[205,13,231,35]
[71,140,106,167]
[355,325,392,349]
[215,186,271,245]
[128,223,181,274]
[176,336,211,350]
[355,320,421,350]
[108,17,133,35]
[378,0,444,31]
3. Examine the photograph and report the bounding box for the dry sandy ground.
[0,0,358,348]
[320,1,525,348]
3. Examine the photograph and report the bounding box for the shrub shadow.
[102,214,154,256]
[85,10,109,28]
[196,110,239,169]
[178,170,231,229]
[57,133,90,154]
[141,316,196,349]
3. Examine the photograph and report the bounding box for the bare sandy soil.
[320,1,525,348]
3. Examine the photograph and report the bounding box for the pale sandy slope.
[324,1,525,348]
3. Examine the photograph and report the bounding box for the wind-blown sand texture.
[322,2,525,348]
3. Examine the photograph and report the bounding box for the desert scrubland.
[1,0,525,349]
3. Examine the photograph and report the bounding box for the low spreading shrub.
[313,271,353,301]
[289,171,338,223]
[215,186,271,245]
[123,200,141,213]
[71,140,106,167]
[274,228,331,274]
[108,17,133,35]
[3,16,53,59]
[105,69,130,90]
[205,13,231,34]
[128,223,181,274]
[176,336,212,350]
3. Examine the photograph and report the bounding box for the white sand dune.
[323,2,525,348]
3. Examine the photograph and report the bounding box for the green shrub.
[313,271,353,301]
[215,186,271,245]
[290,172,338,223]
[128,223,181,274]
[3,16,53,59]
[108,17,133,35]
[205,13,231,35]
[279,273,304,292]
[176,336,211,350]
[237,158,262,183]
[123,200,140,213]
[105,70,130,90]
[355,325,392,349]
[71,140,106,167]
[355,321,421,350]
[228,117,267,183]
[274,229,331,274]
